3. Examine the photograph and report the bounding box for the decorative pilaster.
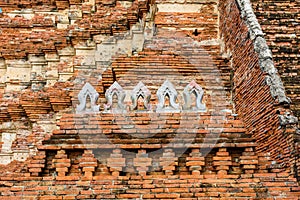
[213,148,232,175]
[133,149,152,176]
[159,149,178,175]
[186,148,205,175]
[240,147,258,174]
[52,150,71,177]
[79,150,98,179]
[107,149,126,176]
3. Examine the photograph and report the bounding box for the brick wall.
[219,0,299,177]
[251,0,300,120]
[0,0,300,198]
[251,0,300,183]
[0,111,299,199]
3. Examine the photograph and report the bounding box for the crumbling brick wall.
[219,0,299,177]
[0,0,299,199]
[251,0,300,120]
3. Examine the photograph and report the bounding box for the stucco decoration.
[183,80,206,111]
[131,81,151,111]
[279,112,298,126]
[156,80,180,112]
[104,81,126,113]
[76,82,100,113]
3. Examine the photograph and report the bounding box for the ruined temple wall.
[0,1,299,199]
[0,0,224,165]
[0,0,154,164]
[250,0,300,182]
[251,0,300,119]
[219,0,299,173]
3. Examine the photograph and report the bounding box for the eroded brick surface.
[252,0,300,119]
[0,0,299,199]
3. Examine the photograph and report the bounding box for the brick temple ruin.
[0,0,299,199]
